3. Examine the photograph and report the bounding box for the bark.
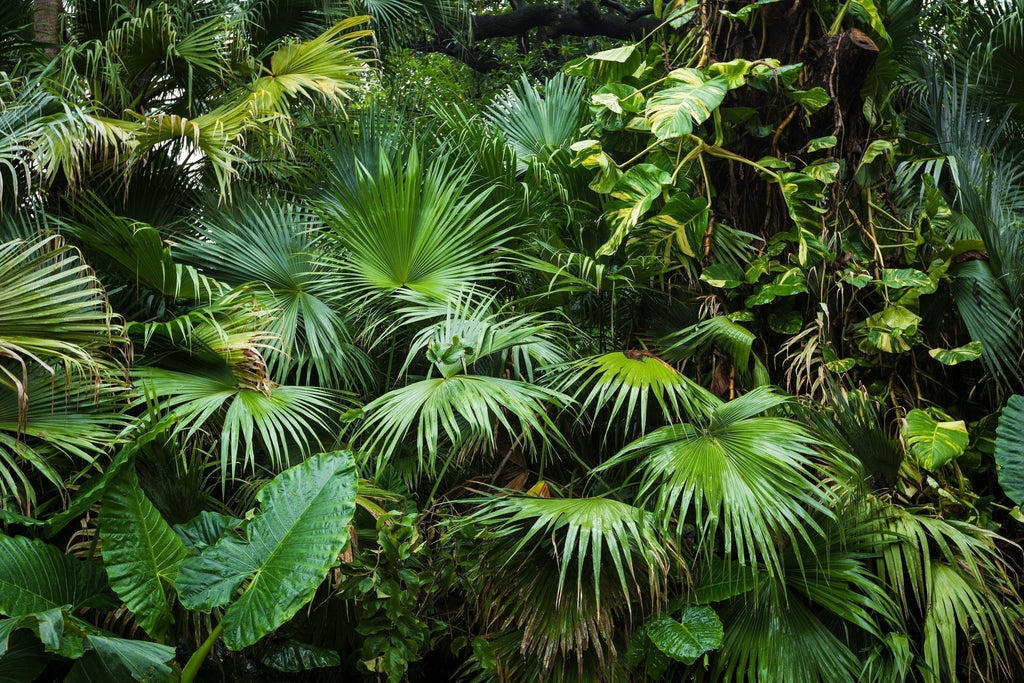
[33,0,62,56]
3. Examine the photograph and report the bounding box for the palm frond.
[553,351,721,439]
[601,387,833,577]
[358,375,569,477]
[318,145,513,304]
[462,494,668,677]
[485,73,588,173]
[173,196,375,392]
[0,235,124,416]
[132,366,344,481]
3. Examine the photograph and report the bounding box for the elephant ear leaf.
[995,395,1024,505]
[100,464,191,641]
[0,535,115,617]
[647,605,724,664]
[175,451,358,650]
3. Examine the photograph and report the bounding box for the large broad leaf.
[600,164,673,256]
[646,71,729,139]
[995,395,1024,506]
[929,341,983,366]
[175,452,358,650]
[65,635,175,683]
[173,511,242,552]
[564,46,642,83]
[0,630,50,681]
[904,409,968,470]
[647,606,724,663]
[0,535,115,617]
[100,464,191,641]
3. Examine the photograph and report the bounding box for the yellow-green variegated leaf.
[646,72,729,139]
[904,409,968,470]
[928,342,983,366]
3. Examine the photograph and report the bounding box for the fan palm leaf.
[600,387,833,577]
[553,350,721,439]
[462,495,668,676]
[318,145,513,304]
[0,235,123,416]
[173,197,374,392]
[358,374,568,477]
[132,365,344,481]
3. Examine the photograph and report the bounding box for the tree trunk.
[34,0,63,57]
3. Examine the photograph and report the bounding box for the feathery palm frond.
[662,315,771,390]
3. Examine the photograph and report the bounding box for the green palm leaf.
[485,73,587,172]
[601,387,831,576]
[173,197,374,391]
[175,451,358,650]
[0,235,122,401]
[359,375,568,476]
[319,145,512,303]
[99,463,191,641]
[133,366,343,479]
[554,350,721,438]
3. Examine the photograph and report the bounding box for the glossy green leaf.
[175,451,358,650]
[100,464,191,641]
[646,72,729,139]
[260,639,341,672]
[904,409,968,470]
[591,84,644,114]
[648,606,724,663]
[0,630,50,681]
[564,46,642,83]
[856,305,921,353]
[173,511,242,552]
[805,135,837,151]
[928,341,983,366]
[745,267,808,306]
[65,635,175,683]
[786,87,830,114]
[0,536,115,617]
[995,395,1024,506]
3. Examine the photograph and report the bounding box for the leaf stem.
[181,622,224,683]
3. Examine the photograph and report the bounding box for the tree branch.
[471,2,660,41]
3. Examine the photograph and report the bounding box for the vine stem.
[181,622,224,683]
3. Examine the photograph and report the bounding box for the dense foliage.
[2,0,1024,680]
